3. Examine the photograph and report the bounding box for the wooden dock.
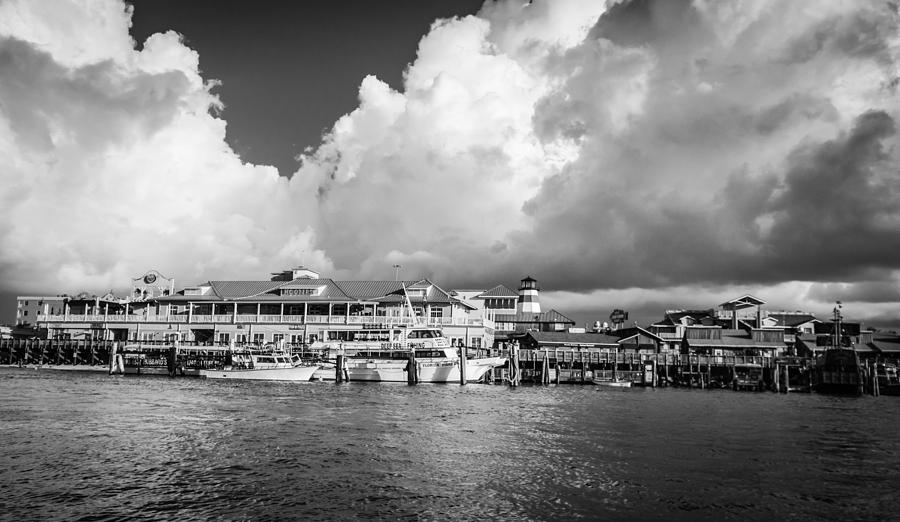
[1,339,894,396]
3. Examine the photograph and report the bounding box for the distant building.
[15,295,67,327]
[510,326,664,355]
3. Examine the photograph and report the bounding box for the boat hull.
[317,357,506,383]
[199,365,319,381]
[593,380,632,388]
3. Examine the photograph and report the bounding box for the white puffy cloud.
[0,0,330,294]
[3,0,900,328]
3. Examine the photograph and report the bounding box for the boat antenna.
[832,301,842,349]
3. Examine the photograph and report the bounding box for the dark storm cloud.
[0,37,190,153]
[761,111,900,280]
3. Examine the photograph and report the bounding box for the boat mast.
[832,301,842,349]
[400,282,421,327]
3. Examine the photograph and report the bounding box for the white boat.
[593,346,632,387]
[199,349,319,381]
[311,325,506,383]
[593,378,632,388]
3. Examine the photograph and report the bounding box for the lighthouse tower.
[516,276,542,314]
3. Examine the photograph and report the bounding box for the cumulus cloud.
[2,0,899,327]
[0,0,331,293]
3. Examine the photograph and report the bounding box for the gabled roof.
[719,294,766,310]
[475,285,518,298]
[334,280,418,300]
[613,326,665,344]
[361,279,456,305]
[652,310,716,326]
[209,278,350,301]
[494,309,575,325]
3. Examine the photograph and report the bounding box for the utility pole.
[393,264,402,281]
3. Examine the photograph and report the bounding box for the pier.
[2,339,895,396]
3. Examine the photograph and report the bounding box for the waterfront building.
[37,267,494,349]
[15,295,67,327]
[513,327,664,355]
[682,326,786,357]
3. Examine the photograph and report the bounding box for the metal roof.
[494,309,575,324]
[475,285,518,298]
[520,331,621,346]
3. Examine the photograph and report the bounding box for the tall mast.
[832,301,842,349]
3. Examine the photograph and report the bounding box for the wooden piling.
[542,353,550,385]
[508,342,520,387]
[459,344,467,385]
[335,354,345,383]
[773,363,780,393]
[782,364,790,393]
[664,355,669,387]
[407,352,418,385]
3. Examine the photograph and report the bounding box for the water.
[1,369,897,521]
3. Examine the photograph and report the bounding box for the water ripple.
[1,369,898,520]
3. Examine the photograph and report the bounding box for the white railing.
[40,313,491,328]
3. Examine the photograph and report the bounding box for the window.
[290,334,303,344]
[218,333,231,343]
[430,308,443,319]
[253,333,265,344]
[472,337,482,348]
[23,311,28,316]
[273,334,284,343]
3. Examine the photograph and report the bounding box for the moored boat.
[311,325,505,383]
[812,304,863,396]
[199,349,319,381]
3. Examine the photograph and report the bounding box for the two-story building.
[38,267,494,349]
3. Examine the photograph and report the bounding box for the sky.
[1,0,899,330]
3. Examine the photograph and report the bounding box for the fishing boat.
[310,284,505,383]
[198,346,319,381]
[312,324,505,383]
[812,303,863,396]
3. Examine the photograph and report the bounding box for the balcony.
[40,314,492,328]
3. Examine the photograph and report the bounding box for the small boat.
[876,362,900,396]
[593,346,632,387]
[593,378,632,388]
[199,348,319,381]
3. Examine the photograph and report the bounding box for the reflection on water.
[1,369,898,520]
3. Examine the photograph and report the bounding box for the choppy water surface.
[1,369,897,521]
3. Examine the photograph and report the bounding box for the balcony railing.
[40,314,491,328]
